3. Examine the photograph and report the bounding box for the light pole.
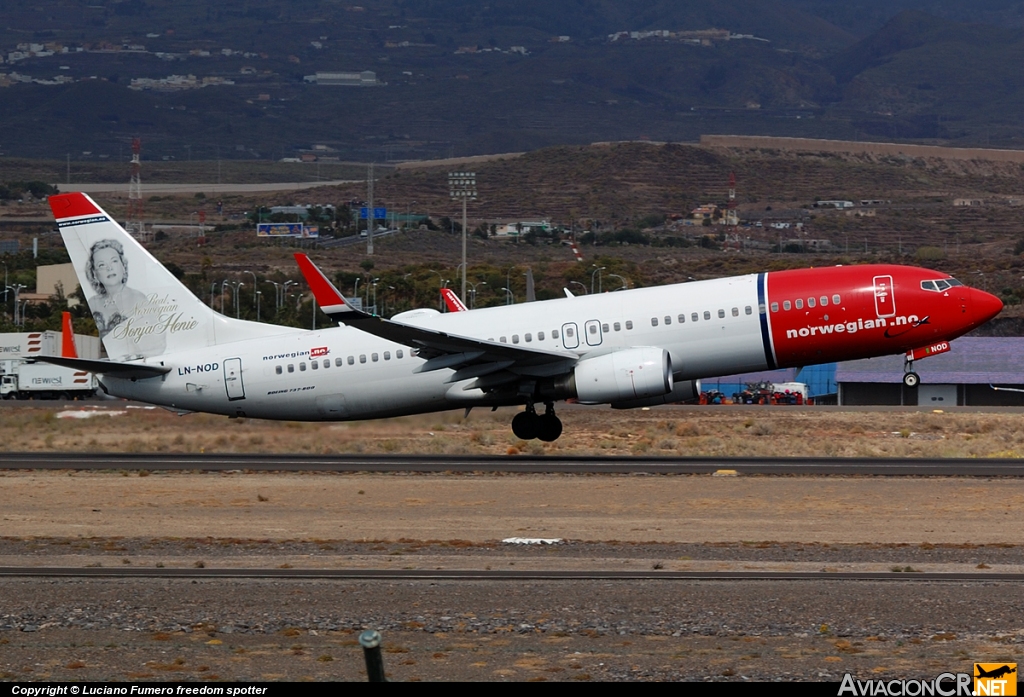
[455,262,465,293]
[365,277,379,311]
[245,271,258,306]
[607,273,627,290]
[467,280,486,309]
[230,282,244,319]
[282,280,297,311]
[6,284,25,325]
[449,171,476,306]
[270,281,281,313]
[505,265,516,302]
[501,286,514,305]
[426,270,444,310]
[591,266,606,294]
[220,280,229,314]
[353,277,361,304]
[568,281,587,295]
[255,290,262,321]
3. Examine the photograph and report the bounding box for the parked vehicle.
[0,359,97,400]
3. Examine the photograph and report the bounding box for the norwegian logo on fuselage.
[310,346,329,358]
[873,274,896,318]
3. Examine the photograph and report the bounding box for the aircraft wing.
[34,356,171,379]
[294,254,578,377]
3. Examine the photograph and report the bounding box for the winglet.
[61,311,78,358]
[293,253,371,320]
[440,287,468,312]
[49,192,103,222]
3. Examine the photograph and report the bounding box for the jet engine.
[572,347,673,404]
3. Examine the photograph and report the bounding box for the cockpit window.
[922,278,961,292]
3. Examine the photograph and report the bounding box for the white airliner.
[44,193,1002,441]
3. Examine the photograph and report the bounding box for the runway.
[3,451,1024,475]
[1,567,1021,581]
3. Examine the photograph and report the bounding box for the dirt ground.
[3,405,1024,682]
[1,470,1022,546]
[6,403,1024,459]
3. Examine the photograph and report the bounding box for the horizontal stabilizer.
[34,356,171,379]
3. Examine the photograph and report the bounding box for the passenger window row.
[771,295,841,313]
[490,321,644,345]
[650,306,752,327]
[274,349,405,375]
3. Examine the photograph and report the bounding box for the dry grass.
[5,405,1024,459]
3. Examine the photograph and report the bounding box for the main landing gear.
[511,402,563,442]
[903,357,920,389]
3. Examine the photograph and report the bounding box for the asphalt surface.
[3,451,1024,475]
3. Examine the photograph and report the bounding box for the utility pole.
[364,162,372,255]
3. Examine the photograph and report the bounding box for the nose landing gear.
[511,402,563,442]
[903,356,920,389]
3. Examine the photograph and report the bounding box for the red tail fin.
[440,287,468,312]
[61,312,79,358]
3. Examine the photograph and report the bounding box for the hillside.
[3,2,1024,160]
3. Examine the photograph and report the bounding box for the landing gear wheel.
[511,410,539,440]
[903,372,920,389]
[536,414,563,442]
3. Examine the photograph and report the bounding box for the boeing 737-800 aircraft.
[44,193,1002,441]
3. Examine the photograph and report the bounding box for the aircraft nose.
[972,288,1003,324]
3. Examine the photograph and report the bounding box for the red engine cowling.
[572,347,673,404]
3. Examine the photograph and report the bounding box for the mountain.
[2,1,1024,159]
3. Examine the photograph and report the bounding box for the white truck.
[0,359,97,400]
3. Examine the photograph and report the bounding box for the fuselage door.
[873,275,896,318]
[224,357,245,401]
[584,319,603,346]
[561,322,579,349]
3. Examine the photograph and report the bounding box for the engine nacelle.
[612,379,701,409]
[572,347,673,404]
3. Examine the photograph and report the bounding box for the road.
[58,180,360,195]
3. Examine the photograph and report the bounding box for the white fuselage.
[104,275,770,420]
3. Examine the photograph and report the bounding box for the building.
[303,71,378,86]
[836,338,1024,406]
[36,263,81,305]
[494,220,551,237]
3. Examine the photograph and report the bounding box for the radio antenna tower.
[126,137,148,240]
